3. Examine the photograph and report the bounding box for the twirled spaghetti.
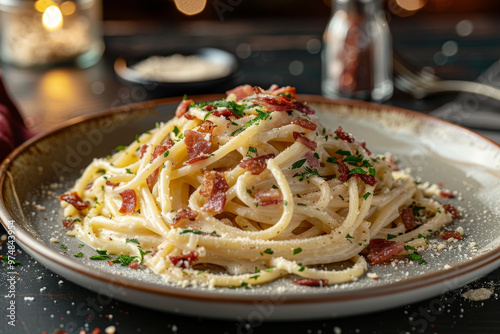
[59,85,457,288]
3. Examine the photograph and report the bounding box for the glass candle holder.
[0,0,104,68]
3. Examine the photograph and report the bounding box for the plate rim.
[1,95,500,307]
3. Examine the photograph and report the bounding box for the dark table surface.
[1,15,500,334]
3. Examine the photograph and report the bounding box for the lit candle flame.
[42,5,63,30]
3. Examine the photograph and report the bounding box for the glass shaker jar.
[0,0,104,68]
[322,0,393,102]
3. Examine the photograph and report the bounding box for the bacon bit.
[175,99,194,118]
[305,151,320,169]
[151,145,168,160]
[107,260,114,266]
[292,278,329,287]
[105,181,119,188]
[212,108,236,119]
[169,251,198,268]
[443,204,460,219]
[439,230,462,241]
[118,189,137,215]
[200,171,229,213]
[293,101,315,115]
[172,208,199,226]
[238,153,276,175]
[62,218,77,230]
[272,86,297,99]
[226,84,254,101]
[128,261,139,269]
[58,192,89,210]
[292,118,317,131]
[387,156,398,171]
[439,190,455,198]
[337,158,350,183]
[198,120,216,134]
[146,169,160,191]
[139,144,148,159]
[335,126,354,143]
[184,113,196,120]
[255,188,283,206]
[84,183,93,190]
[400,207,418,231]
[253,94,294,111]
[91,329,101,334]
[187,154,213,165]
[253,86,264,95]
[293,132,317,150]
[352,173,377,186]
[204,104,214,111]
[366,239,405,265]
[185,130,212,159]
[359,141,371,155]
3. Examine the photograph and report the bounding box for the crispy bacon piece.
[352,173,377,186]
[255,189,283,206]
[359,141,371,155]
[439,230,462,241]
[292,118,317,131]
[172,208,199,226]
[226,84,254,101]
[305,151,320,169]
[336,158,350,183]
[169,251,198,268]
[443,204,460,219]
[292,278,329,287]
[151,145,169,160]
[128,261,139,269]
[200,171,229,213]
[253,94,295,112]
[253,86,264,95]
[204,104,214,111]
[293,101,315,115]
[84,183,93,190]
[238,153,276,175]
[106,181,119,188]
[58,192,89,210]
[185,130,212,160]
[139,144,148,159]
[198,120,216,134]
[439,190,455,198]
[145,141,175,190]
[175,99,194,118]
[335,126,354,143]
[212,108,236,119]
[62,218,77,230]
[366,239,404,265]
[293,132,317,151]
[184,113,196,120]
[118,189,137,215]
[400,207,418,231]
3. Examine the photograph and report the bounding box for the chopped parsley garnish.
[349,167,367,175]
[326,157,338,164]
[297,263,305,272]
[411,204,426,217]
[346,234,354,239]
[249,275,260,280]
[246,189,252,194]
[231,110,270,136]
[247,146,257,158]
[125,168,133,174]
[387,234,397,240]
[408,252,427,265]
[74,252,83,258]
[112,254,138,266]
[263,248,274,255]
[272,185,278,189]
[284,201,288,206]
[135,134,140,143]
[173,126,180,136]
[90,249,111,260]
[292,159,307,169]
[163,151,169,158]
[339,195,344,201]
[180,229,203,235]
[297,203,307,206]
[335,149,351,155]
[60,245,68,250]
[404,245,416,251]
[363,192,371,200]
[115,145,127,151]
[155,121,160,128]
[78,244,84,248]
[293,247,302,255]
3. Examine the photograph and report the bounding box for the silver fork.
[393,54,500,100]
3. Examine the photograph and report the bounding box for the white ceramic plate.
[1,95,500,320]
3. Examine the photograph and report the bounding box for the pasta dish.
[59,85,460,288]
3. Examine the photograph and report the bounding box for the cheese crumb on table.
[461,288,494,301]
